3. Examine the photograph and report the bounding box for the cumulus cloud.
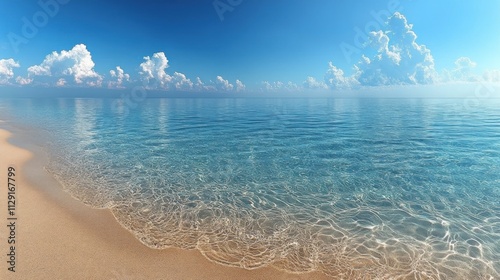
[445,57,480,82]
[171,72,193,90]
[193,77,206,91]
[356,12,437,85]
[214,76,234,91]
[455,57,477,70]
[324,61,360,89]
[261,81,300,92]
[261,78,328,93]
[235,79,246,92]
[325,12,438,89]
[108,66,130,88]
[0,58,20,84]
[15,76,32,85]
[483,69,500,83]
[27,44,102,86]
[139,52,173,89]
[303,76,327,90]
[139,52,197,90]
[194,75,240,92]
[138,52,243,92]
[56,78,66,87]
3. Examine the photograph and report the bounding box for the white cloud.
[139,53,242,92]
[0,58,20,84]
[56,78,66,87]
[139,52,221,91]
[15,76,32,85]
[261,81,300,92]
[452,57,479,82]
[261,78,329,92]
[108,66,130,88]
[303,76,327,90]
[139,52,173,89]
[356,12,437,86]
[368,31,401,65]
[440,57,482,83]
[172,72,193,90]
[138,54,244,92]
[214,75,234,91]
[193,77,206,91]
[27,44,102,86]
[262,81,279,91]
[483,69,500,83]
[324,62,359,89]
[193,75,241,92]
[455,57,477,69]
[325,12,438,89]
[235,79,246,92]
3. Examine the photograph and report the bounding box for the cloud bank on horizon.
[1,12,499,93]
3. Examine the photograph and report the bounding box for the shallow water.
[1,97,499,279]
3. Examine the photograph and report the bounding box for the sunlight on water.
[1,97,499,279]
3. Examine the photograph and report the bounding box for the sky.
[0,0,500,93]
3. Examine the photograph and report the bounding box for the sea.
[0,97,499,279]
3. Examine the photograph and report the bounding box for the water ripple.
[2,98,500,279]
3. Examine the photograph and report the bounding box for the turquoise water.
[1,97,499,279]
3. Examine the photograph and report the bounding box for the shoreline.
[0,126,330,280]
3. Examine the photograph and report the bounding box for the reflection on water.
[74,98,102,150]
[1,97,499,279]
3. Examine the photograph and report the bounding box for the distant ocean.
[1,97,499,279]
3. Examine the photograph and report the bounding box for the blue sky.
[1,0,499,92]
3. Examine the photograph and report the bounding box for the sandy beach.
[0,126,331,280]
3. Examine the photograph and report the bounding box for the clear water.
[1,97,499,279]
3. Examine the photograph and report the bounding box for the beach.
[0,126,330,280]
